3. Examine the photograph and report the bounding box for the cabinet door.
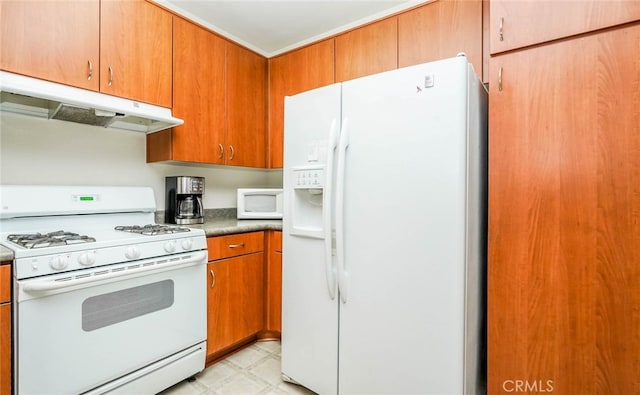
[206,253,265,356]
[490,0,640,54]
[0,265,10,395]
[335,17,398,82]
[488,24,640,394]
[265,231,282,333]
[0,303,9,395]
[226,43,267,168]
[170,17,226,164]
[268,39,335,168]
[100,0,172,107]
[398,0,482,78]
[0,0,99,91]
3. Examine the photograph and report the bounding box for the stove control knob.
[164,241,177,253]
[50,255,69,270]
[181,238,193,251]
[78,251,97,266]
[125,245,141,260]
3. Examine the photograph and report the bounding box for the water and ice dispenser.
[290,165,326,238]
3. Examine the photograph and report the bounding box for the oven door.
[15,251,207,395]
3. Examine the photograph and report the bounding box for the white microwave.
[237,188,283,219]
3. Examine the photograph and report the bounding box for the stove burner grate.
[7,230,97,249]
[115,224,191,236]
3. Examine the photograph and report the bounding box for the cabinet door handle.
[218,144,224,159]
[228,242,244,248]
[498,66,503,91]
[210,269,216,288]
[229,145,235,160]
[87,60,93,81]
[108,66,114,86]
[499,17,504,42]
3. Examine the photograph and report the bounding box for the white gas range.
[0,185,208,395]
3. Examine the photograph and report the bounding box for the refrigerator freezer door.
[282,83,342,395]
[337,57,479,394]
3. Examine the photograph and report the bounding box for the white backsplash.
[0,113,283,210]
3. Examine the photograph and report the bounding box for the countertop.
[0,217,282,262]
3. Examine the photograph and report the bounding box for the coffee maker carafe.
[166,176,204,224]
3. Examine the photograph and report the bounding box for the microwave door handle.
[323,118,339,300]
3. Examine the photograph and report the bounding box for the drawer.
[0,264,10,304]
[207,231,264,261]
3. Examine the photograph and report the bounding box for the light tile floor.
[158,341,316,395]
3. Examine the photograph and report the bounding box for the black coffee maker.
[165,176,204,224]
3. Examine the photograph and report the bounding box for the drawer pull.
[228,242,245,248]
[210,269,216,288]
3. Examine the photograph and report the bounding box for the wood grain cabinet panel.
[0,0,100,91]
[207,232,264,261]
[206,253,265,357]
[0,304,9,395]
[226,43,267,168]
[100,0,173,107]
[488,23,640,394]
[206,233,265,359]
[267,39,335,168]
[148,19,266,167]
[264,231,282,335]
[398,0,483,78]
[1,0,173,106]
[1,264,11,395]
[490,0,640,55]
[335,17,398,82]
[150,17,226,164]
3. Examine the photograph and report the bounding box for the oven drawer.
[207,231,264,260]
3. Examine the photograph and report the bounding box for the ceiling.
[155,0,431,57]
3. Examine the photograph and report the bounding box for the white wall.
[0,113,283,210]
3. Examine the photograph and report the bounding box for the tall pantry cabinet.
[487,2,640,393]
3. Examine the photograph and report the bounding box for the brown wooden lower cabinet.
[1,263,11,395]
[206,232,265,363]
[263,231,282,337]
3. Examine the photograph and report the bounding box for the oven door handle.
[22,251,207,293]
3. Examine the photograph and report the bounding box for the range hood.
[0,71,183,133]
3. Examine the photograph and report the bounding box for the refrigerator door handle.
[336,117,349,304]
[323,118,339,300]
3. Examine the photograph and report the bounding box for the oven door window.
[82,280,174,331]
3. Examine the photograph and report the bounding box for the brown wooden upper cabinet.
[226,43,267,168]
[267,39,335,168]
[490,0,640,54]
[0,0,173,107]
[100,0,173,108]
[398,0,483,78]
[148,18,266,167]
[335,17,398,82]
[155,17,226,164]
[0,0,100,91]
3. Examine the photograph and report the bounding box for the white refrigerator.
[281,56,487,395]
